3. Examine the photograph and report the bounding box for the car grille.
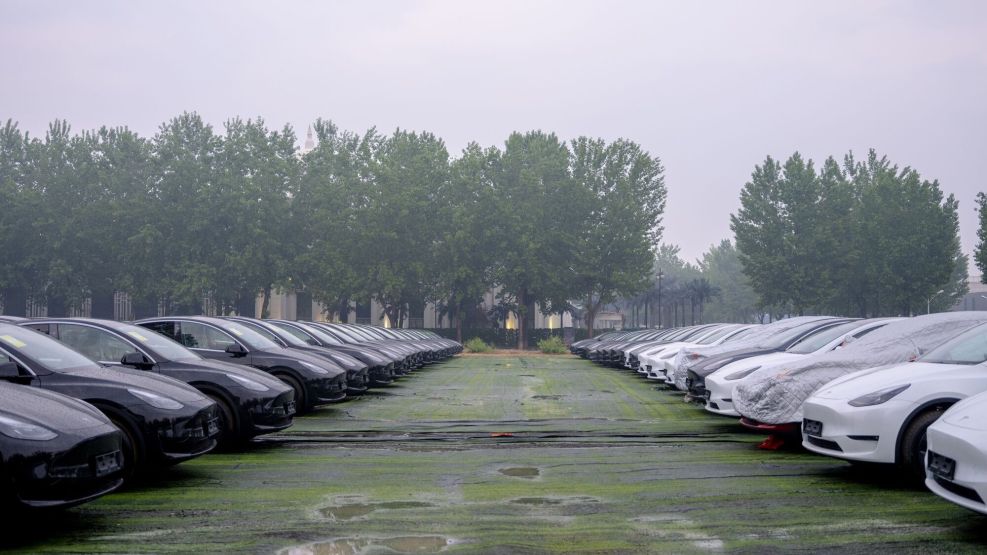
[933,476,984,504]
[806,435,842,452]
[802,419,823,436]
[928,451,956,481]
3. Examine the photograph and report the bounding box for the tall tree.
[569,137,666,337]
[975,192,987,282]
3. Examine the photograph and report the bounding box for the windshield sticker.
[127,330,150,342]
[0,335,27,349]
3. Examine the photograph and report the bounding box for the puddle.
[499,467,540,479]
[531,395,562,400]
[511,496,598,506]
[282,536,455,555]
[320,501,435,520]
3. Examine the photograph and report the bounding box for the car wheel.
[106,413,143,482]
[275,373,308,415]
[898,409,944,481]
[207,394,239,447]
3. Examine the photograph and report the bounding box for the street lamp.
[927,289,945,314]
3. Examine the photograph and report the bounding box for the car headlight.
[226,373,270,392]
[300,361,330,375]
[725,366,761,381]
[0,414,57,441]
[848,384,911,407]
[128,388,184,410]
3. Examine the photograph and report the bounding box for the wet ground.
[6,354,986,553]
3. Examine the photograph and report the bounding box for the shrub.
[537,336,568,354]
[464,337,494,353]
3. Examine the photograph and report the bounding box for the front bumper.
[247,389,296,435]
[704,375,740,416]
[926,423,987,515]
[7,428,124,509]
[309,374,348,404]
[154,404,221,463]
[800,396,909,463]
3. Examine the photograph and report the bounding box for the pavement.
[6,354,986,553]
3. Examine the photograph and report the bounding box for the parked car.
[634,324,748,375]
[0,323,219,476]
[21,318,296,445]
[734,312,987,435]
[305,322,412,374]
[0,381,124,509]
[703,319,893,416]
[680,317,848,394]
[265,320,397,385]
[643,325,760,381]
[135,316,347,413]
[224,317,370,396]
[926,390,987,514]
[802,321,987,478]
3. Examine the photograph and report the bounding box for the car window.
[921,324,987,365]
[787,321,865,354]
[0,327,97,372]
[142,321,177,340]
[178,321,237,351]
[58,324,134,363]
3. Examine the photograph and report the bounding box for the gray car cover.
[733,312,987,424]
[671,316,831,390]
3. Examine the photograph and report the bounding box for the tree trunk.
[585,296,599,339]
[517,289,527,350]
[261,285,272,319]
[455,310,463,343]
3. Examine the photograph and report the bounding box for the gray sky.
[3,1,986,268]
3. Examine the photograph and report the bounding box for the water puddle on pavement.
[320,501,435,520]
[531,395,562,400]
[281,536,455,555]
[499,467,540,479]
[511,496,598,506]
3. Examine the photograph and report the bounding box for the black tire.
[106,413,143,482]
[207,393,240,447]
[898,409,944,481]
[276,373,308,414]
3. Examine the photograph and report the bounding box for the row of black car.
[0,315,461,509]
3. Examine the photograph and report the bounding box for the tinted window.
[142,321,177,340]
[58,324,134,363]
[116,324,201,362]
[178,322,238,351]
[0,326,97,372]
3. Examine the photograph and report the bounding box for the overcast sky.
[3,1,986,268]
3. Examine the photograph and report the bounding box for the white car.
[624,325,719,370]
[636,325,747,376]
[705,319,893,417]
[926,390,987,514]
[648,325,759,382]
[801,322,987,478]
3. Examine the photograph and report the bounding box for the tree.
[432,142,499,341]
[698,240,759,323]
[975,192,987,282]
[491,131,576,349]
[569,137,666,337]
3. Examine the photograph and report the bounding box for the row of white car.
[571,312,987,516]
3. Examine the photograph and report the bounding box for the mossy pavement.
[5,354,985,553]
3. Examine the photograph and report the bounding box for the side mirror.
[225,343,248,357]
[121,352,153,369]
[0,361,19,379]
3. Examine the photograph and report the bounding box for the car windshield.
[723,327,758,342]
[696,326,739,344]
[786,320,866,354]
[921,324,987,365]
[298,323,345,346]
[115,324,201,362]
[216,322,281,350]
[0,326,98,373]
[757,320,839,349]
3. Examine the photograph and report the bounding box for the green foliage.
[536,335,568,354]
[975,193,987,282]
[464,337,494,353]
[732,150,962,317]
[699,240,760,323]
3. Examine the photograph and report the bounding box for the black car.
[266,320,398,385]
[0,381,124,509]
[21,318,296,445]
[135,316,348,412]
[224,316,370,395]
[309,322,413,374]
[0,323,219,476]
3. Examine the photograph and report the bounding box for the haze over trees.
[731,150,967,317]
[0,115,667,348]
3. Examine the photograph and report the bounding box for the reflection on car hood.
[167,358,290,389]
[0,382,110,431]
[73,365,209,403]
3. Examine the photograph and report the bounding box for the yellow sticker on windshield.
[230,328,243,336]
[0,335,27,349]
[127,331,149,342]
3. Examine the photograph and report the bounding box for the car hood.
[938,390,987,431]
[70,365,209,403]
[167,358,290,390]
[0,382,111,431]
[812,361,973,400]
